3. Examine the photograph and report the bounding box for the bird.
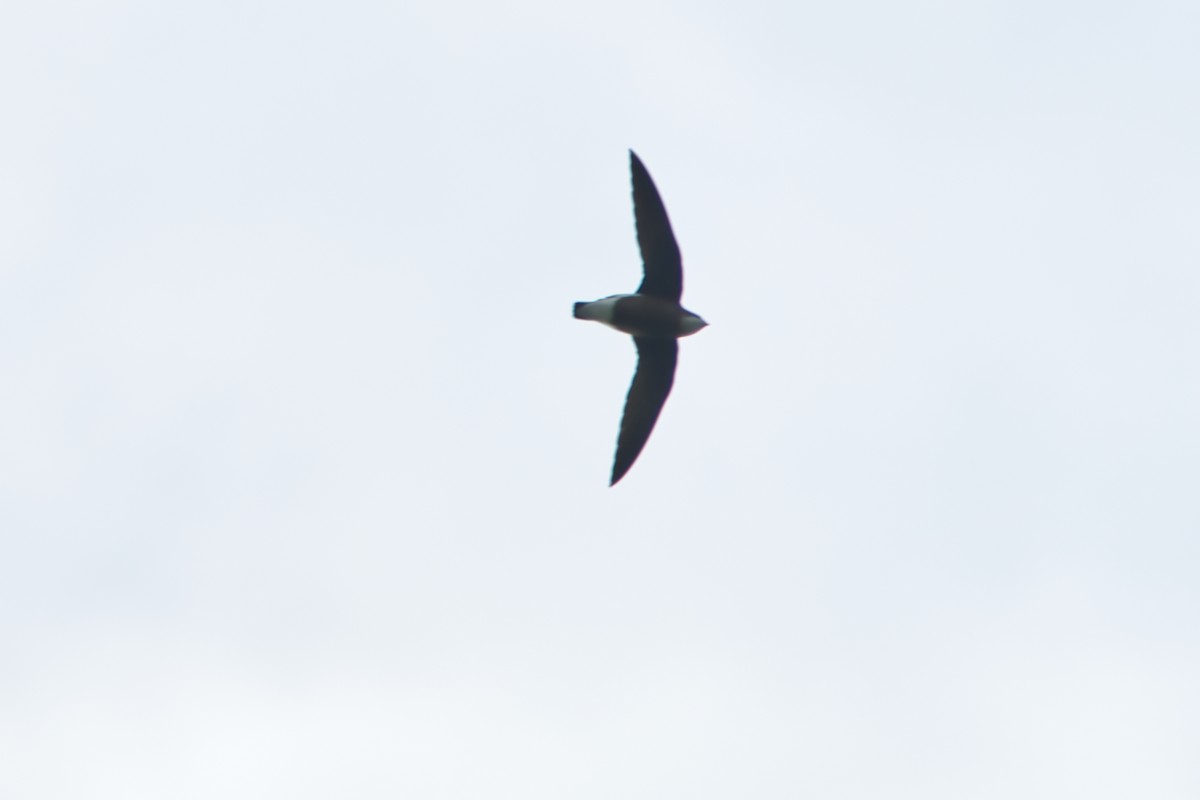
[574,150,708,486]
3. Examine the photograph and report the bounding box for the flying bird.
[574,151,708,486]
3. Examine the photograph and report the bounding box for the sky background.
[3,1,1200,797]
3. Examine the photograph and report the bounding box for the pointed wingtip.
[629,150,654,188]
[610,452,635,486]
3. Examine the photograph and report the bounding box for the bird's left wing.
[610,336,678,485]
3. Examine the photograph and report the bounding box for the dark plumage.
[573,151,708,485]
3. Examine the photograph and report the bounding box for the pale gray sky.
[3,1,1200,797]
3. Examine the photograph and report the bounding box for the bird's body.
[573,294,708,339]
[574,151,708,486]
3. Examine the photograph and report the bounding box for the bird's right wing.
[630,151,683,302]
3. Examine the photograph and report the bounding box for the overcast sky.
[3,1,1200,797]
